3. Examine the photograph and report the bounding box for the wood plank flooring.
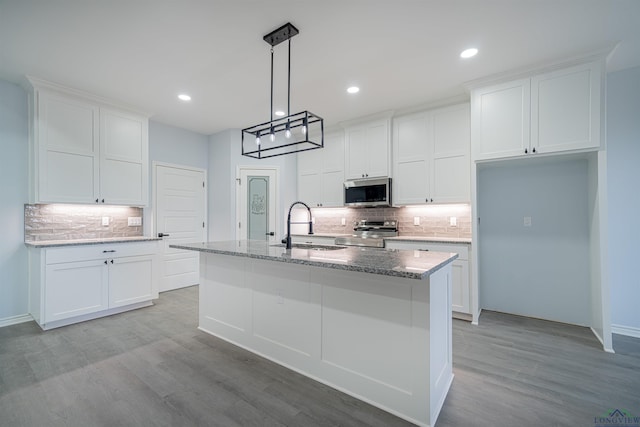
[1,286,638,426]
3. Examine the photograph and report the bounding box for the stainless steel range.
[335,219,398,248]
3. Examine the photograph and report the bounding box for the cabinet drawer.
[386,241,469,260]
[46,241,158,264]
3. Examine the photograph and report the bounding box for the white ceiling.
[1,0,639,135]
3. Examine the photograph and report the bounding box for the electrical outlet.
[450,216,457,227]
[341,218,346,226]
[413,216,420,226]
[128,217,142,226]
[102,216,109,226]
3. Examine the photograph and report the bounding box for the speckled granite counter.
[171,240,457,280]
[25,236,161,248]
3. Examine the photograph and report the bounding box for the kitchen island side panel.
[197,251,453,427]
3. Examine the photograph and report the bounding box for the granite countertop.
[171,240,458,280]
[25,236,162,248]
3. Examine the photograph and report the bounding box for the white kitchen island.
[171,240,458,427]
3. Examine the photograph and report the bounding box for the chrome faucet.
[285,201,314,249]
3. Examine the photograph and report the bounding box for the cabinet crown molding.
[338,110,394,128]
[25,75,152,117]
[463,46,613,91]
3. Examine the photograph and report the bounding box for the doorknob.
[158,233,170,237]
[265,232,275,236]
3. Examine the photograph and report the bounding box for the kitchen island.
[171,240,457,427]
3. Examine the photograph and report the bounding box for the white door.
[237,167,278,242]
[155,163,206,292]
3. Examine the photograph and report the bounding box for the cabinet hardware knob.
[110,260,114,264]
[430,198,433,202]
[532,147,536,153]
[104,260,108,265]
[525,148,528,154]
[95,198,99,203]
[101,199,105,203]
[265,232,275,236]
[158,233,170,237]
[102,250,116,253]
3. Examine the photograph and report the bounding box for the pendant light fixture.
[241,22,324,159]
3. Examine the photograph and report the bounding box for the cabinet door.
[99,108,149,206]
[450,260,470,314]
[365,120,390,178]
[298,171,322,207]
[320,131,345,207]
[37,92,99,203]
[45,259,108,322]
[471,79,531,160]
[431,104,470,203]
[345,127,367,179]
[531,61,601,154]
[108,255,154,308]
[393,112,429,205]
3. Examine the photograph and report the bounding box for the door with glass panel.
[237,167,278,242]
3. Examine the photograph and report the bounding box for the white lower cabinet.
[385,240,472,319]
[29,241,159,329]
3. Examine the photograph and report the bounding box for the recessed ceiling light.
[275,110,285,117]
[460,48,478,59]
[178,94,191,101]
[347,86,360,94]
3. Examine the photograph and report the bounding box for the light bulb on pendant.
[255,132,261,146]
[285,122,291,139]
[270,126,276,142]
[301,117,308,135]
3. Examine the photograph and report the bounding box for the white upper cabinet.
[471,79,531,160]
[297,130,345,207]
[99,108,148,205]
[28,78,149,206]
[392,103,470,205]
[531,62,601,154]
[471,60,602,161]
[36,92,100,203]
[344,118,391,179]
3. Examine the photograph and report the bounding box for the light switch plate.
[341,218,346,226]
[414,217,420,226]
[450,216,457,227]
[102,216,109,226]
[524,216,532,227]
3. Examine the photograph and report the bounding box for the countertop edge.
[25,237,162,248]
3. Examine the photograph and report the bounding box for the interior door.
[155,164,206,292]
[237,168,278,242]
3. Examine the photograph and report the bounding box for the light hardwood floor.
[0,286,638,426]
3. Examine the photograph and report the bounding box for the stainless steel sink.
[271,243,347,251]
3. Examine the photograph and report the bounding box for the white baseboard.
[612,324,640,339]
[0,314,33,328]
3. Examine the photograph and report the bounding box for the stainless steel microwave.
[344,177,392,207]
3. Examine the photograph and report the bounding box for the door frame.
[236,165,279,242]
[151,161,208,240]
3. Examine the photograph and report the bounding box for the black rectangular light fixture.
[241,22,324,159]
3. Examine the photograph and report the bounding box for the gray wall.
[0,80,29,322]
[477,158,591,326]
[208,129,297,241]
[607,66,640,333]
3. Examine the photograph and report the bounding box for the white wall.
[0,80,29,324]
[607,66,640,335]
[208,129,297,241]
[477,157,591,326]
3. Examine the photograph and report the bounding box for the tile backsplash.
[24,204,143,242]
[291,204,472,238]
